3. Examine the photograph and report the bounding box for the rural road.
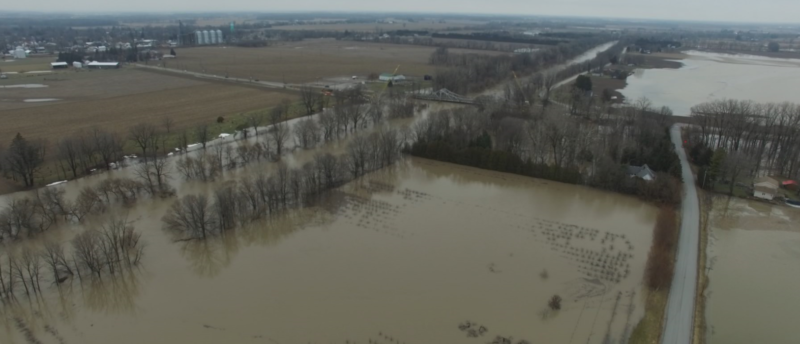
[662,124,700,344]
[134,64,291,89]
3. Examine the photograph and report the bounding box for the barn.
[50,62,68,69]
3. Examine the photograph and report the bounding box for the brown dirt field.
[0,81,295,148]
[0,56,54,73]
[589,76,627,102]
[643,55,684,69]
[0,69,205,111]
[270,20,485,32]
[167,39,499,83]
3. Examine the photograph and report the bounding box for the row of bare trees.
[0,178,150,243]
[408,97,682,205]
[690,99,800,179]
[164,128,404,240]
[0,218,144,299]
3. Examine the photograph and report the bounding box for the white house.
[753,176,779,200]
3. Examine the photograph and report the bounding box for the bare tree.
[4,133,46,187]
[246,112,264,137]
[129,123,158,163]
[91,128,123,170]
[300,86,320,115]
[269,119,291,157]
[162,116,174,134]
[195,124,210,150]
[163,194,216,240]
[57,136,81,179]
[295,117,320,149]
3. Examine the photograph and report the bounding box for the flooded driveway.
[0,156,657,344]
[705,197,800,344]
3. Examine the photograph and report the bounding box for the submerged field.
[0,155,657,344]
[705,197,800,344]
[165,39,505,84]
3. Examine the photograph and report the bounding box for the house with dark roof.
[627,164,656,181]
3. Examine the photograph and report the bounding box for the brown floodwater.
[621,51,800,116]
[0,152,657,343]
[705,197,800,344]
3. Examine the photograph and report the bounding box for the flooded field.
[705,197,800,344]
[621,51,800,116]
[0,153,657,343]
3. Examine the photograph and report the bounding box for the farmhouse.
[627,164,656,181]
[753,176,779,200]
[50,62,68,69]
[87,61,120,69]
[379,73,406,82]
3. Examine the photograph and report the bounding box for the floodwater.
[23,98,60,102]
[0,155,657,344]
[483,41,618,97]
[0,84,49,88]
[621,51,800,116]
[705,197,800,344]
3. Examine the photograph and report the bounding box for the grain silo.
[209,30,217,44]
[195,31,203,45]
[203,31,211,45]
[215,30,223,44]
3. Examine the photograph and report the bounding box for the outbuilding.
[86,61,119,69]
[51,62,68,69]
[753,176,779,200]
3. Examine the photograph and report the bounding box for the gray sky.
[4,0,799,24]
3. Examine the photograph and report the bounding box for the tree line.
[164,127,404,241]
[430,38,625,95]
[688,99,800,189]
[405,100,682,206]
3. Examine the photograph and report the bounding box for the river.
[621,51,800,116]
[705,197,800,344]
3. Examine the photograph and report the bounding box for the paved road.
[662,124,701,344]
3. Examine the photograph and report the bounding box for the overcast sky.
[4,0,799,24]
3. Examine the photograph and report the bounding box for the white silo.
[209,31,217,44]
[195,31,203,45]
[203,31,210,45]
[215,30,223,44]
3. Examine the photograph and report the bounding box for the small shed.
[754,185,777,200]
[51,62,68,69]
[73,61,83,68]
[782,180,798,190]
[627,164,656,181]
[753,176,779,200]
[86,61,119,69]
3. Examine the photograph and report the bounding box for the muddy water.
[705,197,800,344]
[0,154,657,344]
[621,51,800,116]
